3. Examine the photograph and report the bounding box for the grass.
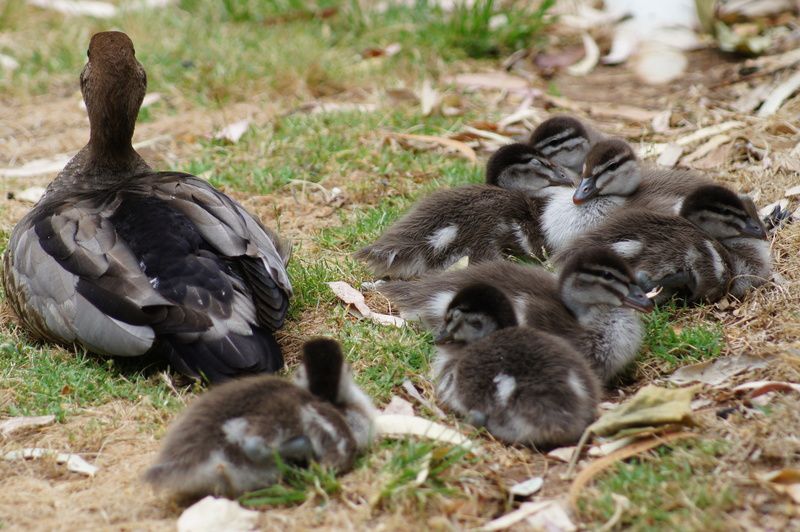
[578,440,739,531]
[1,0,796,530]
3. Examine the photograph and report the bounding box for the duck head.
[529,115,592,175]
[80,31,146,164]
[573,139,641,205]
[680,186,768,240]
[435,283,518,345]
[559,246,654,316]
[486,143,572,193]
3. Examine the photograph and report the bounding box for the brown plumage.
[144,338,376,501]
[355,144,571,279]
[1,31,291,382]
[433,283,600,448]
[528,115,604,180]
[380,247,653,382]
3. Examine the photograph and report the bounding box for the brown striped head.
[486,143,572,193]
[681,186,768,240]
[559,246,653,316]
[529,116,592,174]
[435,283,518,345]
[573,139,641,204]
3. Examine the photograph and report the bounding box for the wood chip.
[547,446,577,462]
[177,496,259,532]
[674,121,744,147]
[374,414,481,454]
[508,476,544,498]
[4,448,98,476]
[757,71,800,117]
[0,415,56,437]
[566,33,599,76]
[656,144,683,168]
[328,281,405,327]
[651,110,671,133]
[682,134,732,164]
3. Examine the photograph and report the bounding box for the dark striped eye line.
[580,268,628,285]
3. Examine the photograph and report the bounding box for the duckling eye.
[602,271,614,281]
[466,318,482,328]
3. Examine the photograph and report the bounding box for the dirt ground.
[1,37,799,532]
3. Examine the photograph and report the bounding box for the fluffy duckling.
[528,115,603,180]
[555,186,769,303]
[381,246,653,382]
[685,187,771,298]
[433,283,600,448]
[542,138,715,252]
[2,32,292,382]
[354,144,571,278]
[144,338,376,501]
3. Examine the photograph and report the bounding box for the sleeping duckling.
[543,138,715,252]
[354,143,572,279]
[144,338,376,501]
[2,32,291,382]
[555,186,769,303]
[529,115,603,180]
[433,283,600,448]
[380,246,653,382]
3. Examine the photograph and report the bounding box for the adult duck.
[2,31,292,383]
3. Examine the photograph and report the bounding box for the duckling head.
[559,246,654,316]
[435,283,518,345]
[573,139,640,204]
[294,338,377,448]
[529,116,592,174]
[81,31,146,158]
[486,143,572,192]
[681,186,768,240]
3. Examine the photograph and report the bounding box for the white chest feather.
[542,188,625,251]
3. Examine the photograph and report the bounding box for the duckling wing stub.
[150,174,291,330]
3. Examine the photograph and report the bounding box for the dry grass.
[1,2,799,531]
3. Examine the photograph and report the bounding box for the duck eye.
[603,271,614,281]
[466,318,482,328]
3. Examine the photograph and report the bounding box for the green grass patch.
[641,304,724,369]
[240,457,341,508]
[579,440,738,531]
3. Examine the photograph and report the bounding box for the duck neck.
[87,108,141,171]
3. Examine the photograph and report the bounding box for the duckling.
[433,283,600,448]
[684,187,771,299]
[380,246,653,382]
[144,338,376,501]
[542,138,714,252]
[1,32,292,382]
[354,143,572,279]
[528,115,603,180]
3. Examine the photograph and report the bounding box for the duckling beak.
[742,218,768,240]
[622,284,654,313]
[573,177,598,204]
[434,329,455,345]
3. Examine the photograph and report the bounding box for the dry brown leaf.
[547,446,576,463]
[327,281,405,327]
[388,132,477,163]
[588,385,697,438]
[534,45,585,75]
[361,42,401,59]
[508,476,544,498]
[656,144,684,168]
[567,33,599,76]
[668,354,768,386]
[568,431,694,510]
[733,380,800,396]
[682,134,732,164]
[544,94,660,122]
[759,469,800,504]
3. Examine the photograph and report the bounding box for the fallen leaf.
[305,102,378,115]
[534,45,585,75]
[388,132,477,163]
[374,414,480,454]
[588,385,697,439]
[328,281,406,327]
[213,119,251,143]
[481,499,572,531]
[0,53,19,71]
[668,354,768,386]
[419,79,439,117]
[361,42,401,59]
[733,380,800,396]
[547,446,576,463]
[568,431,694,509]
[508,476,544,498]
[543,95,660,122]
[445,72,530,93]
[177,496,259,532]
[401,380,446,419]
[674,120,744,147]
[0,415,56,438]
[8,186,46,204]
[656,144,683,168]
[382,395,415,416]
[567,33,599,76]
[759,469,800,504]
[588,436,637,457]
[4,448,98,476]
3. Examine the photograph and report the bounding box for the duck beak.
[434,328,454,345]
[742,218,768,240]
[573,177,598,204]
[622,284,654,313]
